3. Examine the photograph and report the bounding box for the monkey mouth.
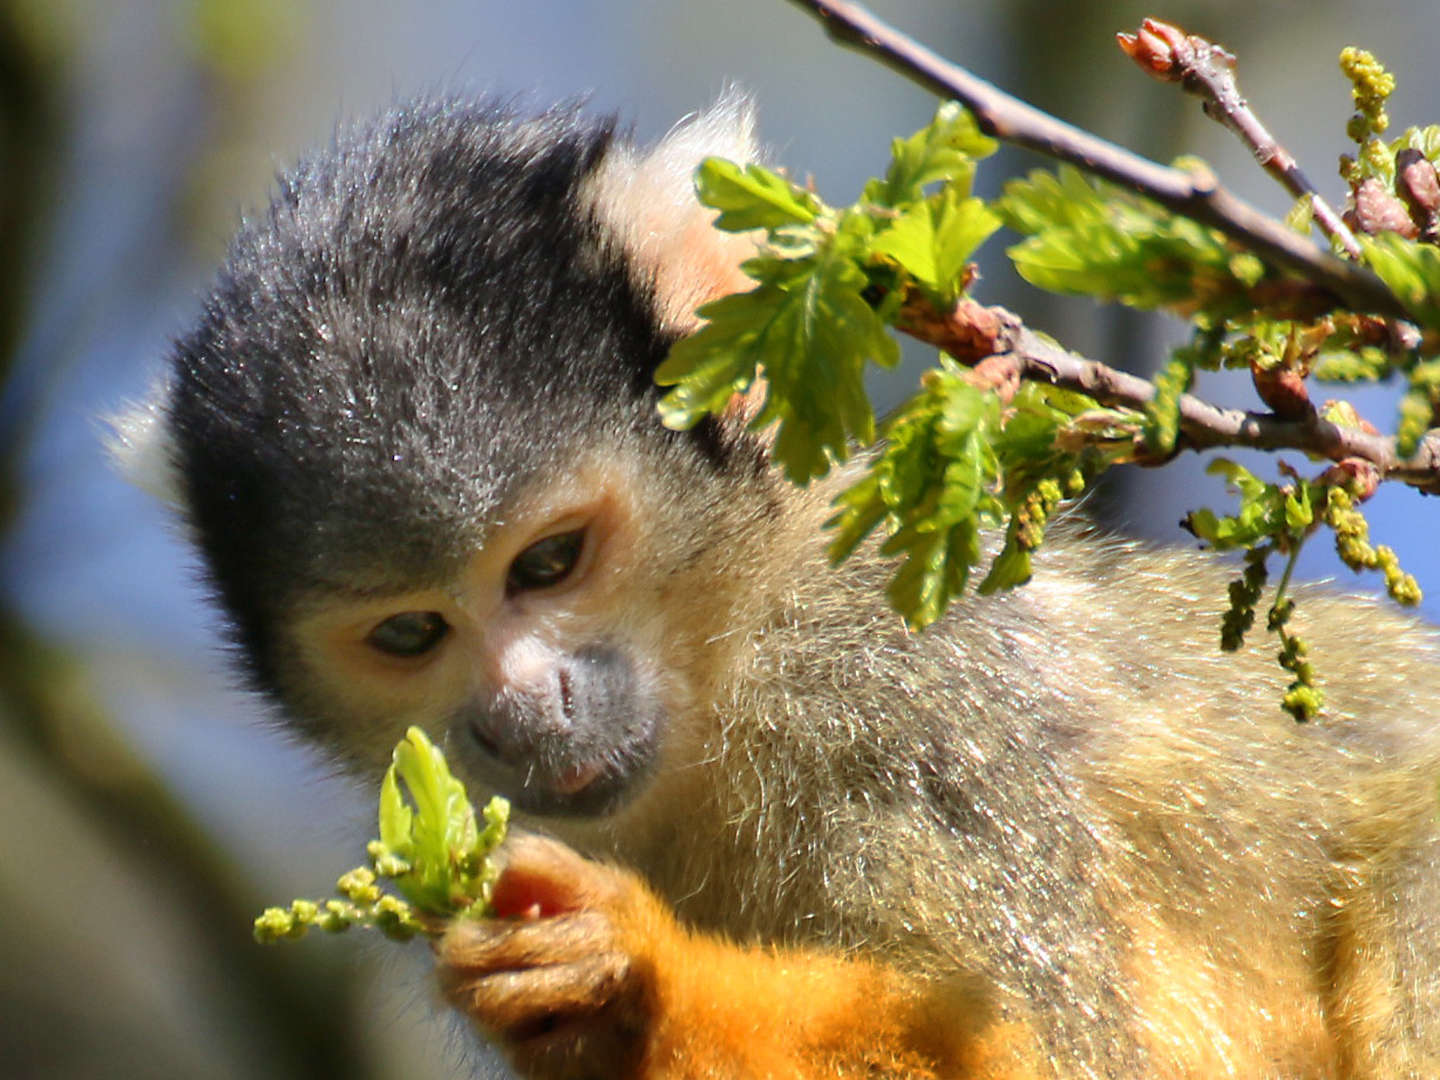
[460,726,609,805]
[552,760,604,795]
[508,759,642,818]
[453,740,648,819]
[455,704,660,819]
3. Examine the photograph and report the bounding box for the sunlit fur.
[120,96,1440,1077]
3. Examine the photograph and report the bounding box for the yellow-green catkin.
[1341,46,1394,144]
[1325,487,1421,606]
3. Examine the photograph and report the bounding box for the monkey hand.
[436,834,652,1079]
[437,834,1017,1080]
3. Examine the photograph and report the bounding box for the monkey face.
[275,457,711,820]
[110,97,776,822]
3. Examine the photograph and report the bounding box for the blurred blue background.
[2,1,1438,1077]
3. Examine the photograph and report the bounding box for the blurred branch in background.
[0,2,455,1077]
[0,0,63,483]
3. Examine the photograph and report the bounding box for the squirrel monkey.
[112,97,1440,1078]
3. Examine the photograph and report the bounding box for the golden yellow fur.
[444,459,1440,1078]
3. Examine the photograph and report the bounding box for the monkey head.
[111,96,781,822]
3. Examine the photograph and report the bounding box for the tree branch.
[896,296,1440,495]
[784,0,1408,320]
[1116,18,1361,259]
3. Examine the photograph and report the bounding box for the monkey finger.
[491,834,633,918]
[439,910,622,974]
[440,948,633,1042]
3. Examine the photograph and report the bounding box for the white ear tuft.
[104,384,183,508]
[649,88,758,198]
[583,90,762,332]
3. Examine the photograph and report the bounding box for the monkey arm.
[437,835,1030,1080]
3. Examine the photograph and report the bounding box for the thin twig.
[896,296,1440,494]
[1116,18,1362,259]
[784,0,1408,320]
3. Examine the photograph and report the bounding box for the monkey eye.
[507,529,585,595]
[366,611,449,657]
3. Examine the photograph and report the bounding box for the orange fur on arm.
[629,902,959,1078]
[437,835,1031,1079]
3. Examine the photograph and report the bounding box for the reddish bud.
[1396,148,1440,239]
[1318,459,1381,501]
[1117,18,1194,78]
[965,354,1023,403]
[1345,177,1419,237]
[1344,314,1391,347]
[1252,364,1313,422]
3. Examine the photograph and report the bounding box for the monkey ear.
[104,384,183,507]
[584,89,761,335]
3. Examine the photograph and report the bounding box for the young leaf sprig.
[254,727,509,944]
[656,103,1000,485]
[826,361,1001,630]
[1181,461,1325,720]
[663,104,1114,628]
[827,372,1115,630]
[1182,458,1420,720]
[999,165,1275,317]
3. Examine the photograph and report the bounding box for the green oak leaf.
[872,188,1001,301]
[694,158,820,231]
[866,101,997,207]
